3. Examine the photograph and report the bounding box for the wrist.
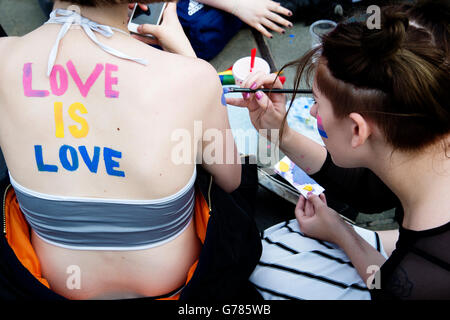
[166,37,196,57]
[181,45,197,58]
[196,0,236,14]
[334,220,356,249]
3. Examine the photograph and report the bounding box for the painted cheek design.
[316,114,328,139]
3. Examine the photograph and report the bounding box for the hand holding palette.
[274,156,325,198]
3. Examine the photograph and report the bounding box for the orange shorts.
[3,186,211,300]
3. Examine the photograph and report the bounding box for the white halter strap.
[45,8,148,77]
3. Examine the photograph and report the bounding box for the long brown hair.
[278,3,450,153]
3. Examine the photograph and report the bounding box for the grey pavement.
[0,0,398,231]
[0,0,46,36]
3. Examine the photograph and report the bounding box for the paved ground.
[0,0,398,232]
[0,0,47,35]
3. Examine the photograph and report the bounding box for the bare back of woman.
[0,1,240,299]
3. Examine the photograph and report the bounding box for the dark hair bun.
[362,9,409,60]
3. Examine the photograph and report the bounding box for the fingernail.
[307,191,313,197]
[137,25,142,32]
[255,91,263,100]
[243,93,250,99]
[250,82,257,90]
[282,30,286,34]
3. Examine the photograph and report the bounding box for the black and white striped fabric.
[250,219,387,300]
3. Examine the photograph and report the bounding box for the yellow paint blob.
[303,185,313,192]
[279,161,289,173]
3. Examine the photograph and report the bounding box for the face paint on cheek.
[316,114,328,139]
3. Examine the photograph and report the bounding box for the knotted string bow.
[45,8,148,77]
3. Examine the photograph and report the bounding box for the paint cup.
[309,20,337,49]
[232,56,270,86]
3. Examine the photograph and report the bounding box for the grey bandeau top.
[9,170,196,251]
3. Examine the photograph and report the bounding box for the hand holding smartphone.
[128,3,167,38]
[129,2,196,57]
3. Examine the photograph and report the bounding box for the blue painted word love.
[35,145,125,177]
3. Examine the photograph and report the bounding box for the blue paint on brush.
[221,92,227,106]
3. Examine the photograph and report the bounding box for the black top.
[310,152,450,300]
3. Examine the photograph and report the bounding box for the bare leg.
[376,229,399,257]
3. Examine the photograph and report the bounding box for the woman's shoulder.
[158,52,219,85]
[0,36,19,88]
[152,51,222,101]
[0,36,18,57]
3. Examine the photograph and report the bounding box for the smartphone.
[128,3,167,37]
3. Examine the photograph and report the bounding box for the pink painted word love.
[23,61,119,98]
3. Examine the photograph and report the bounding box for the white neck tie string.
[45,9,148,77]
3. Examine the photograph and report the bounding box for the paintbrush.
[224,87,312,94]
[250,48,257,73]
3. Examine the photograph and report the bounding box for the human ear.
[349,113,371,148]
